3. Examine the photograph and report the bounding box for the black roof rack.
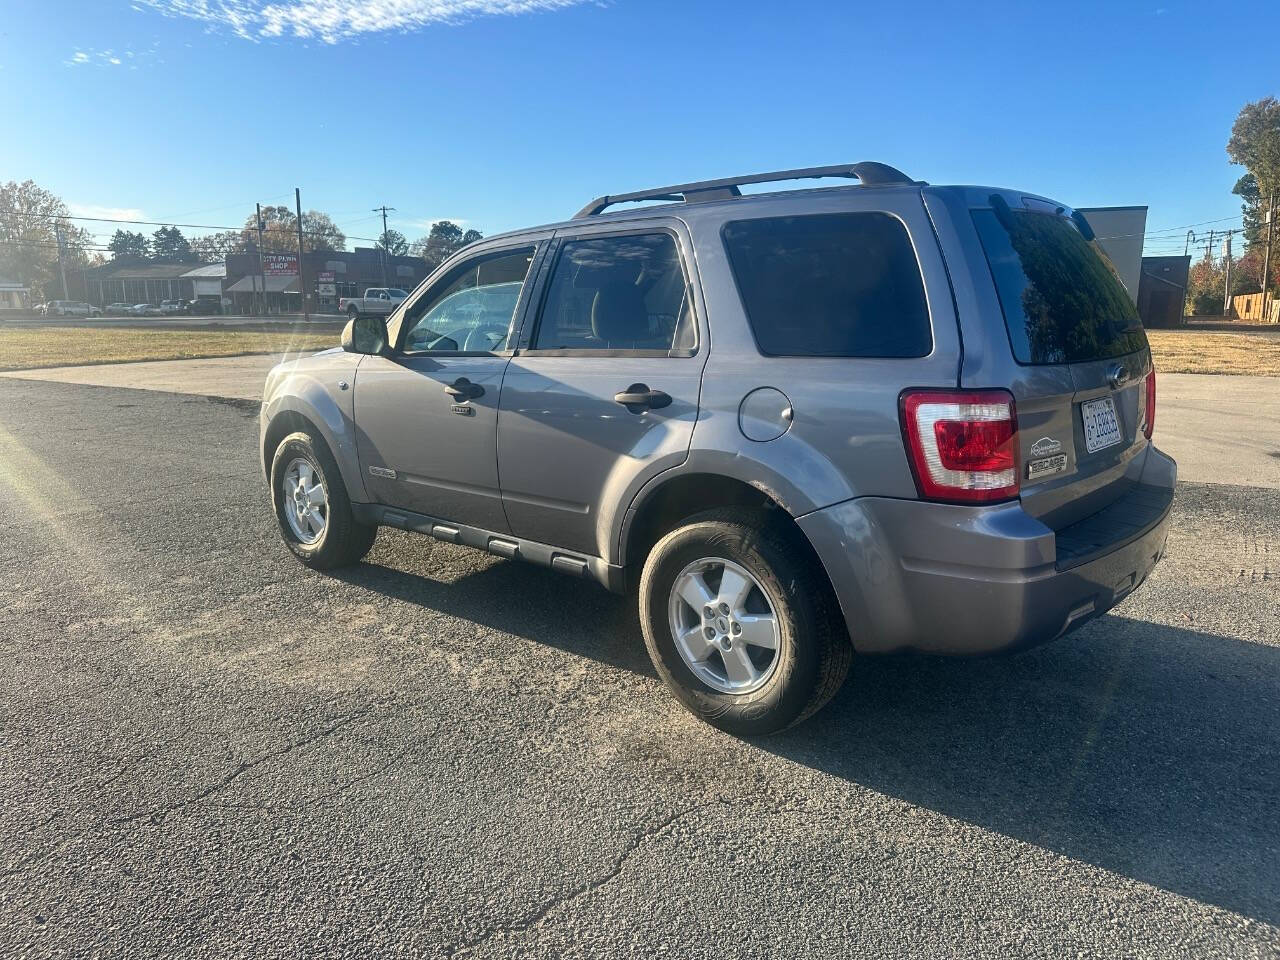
[573,162,920,218]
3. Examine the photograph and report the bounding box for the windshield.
[972,206,1147,365]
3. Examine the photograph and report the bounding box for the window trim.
[520,226,700,359]
[394,242,542,358]
[719,210,933,360]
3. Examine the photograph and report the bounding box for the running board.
[351,503,625,593]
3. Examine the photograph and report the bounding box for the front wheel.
[270,431,377,569]
[638,509,852,736]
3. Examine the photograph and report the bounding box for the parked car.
[188,297,221,315]
[159,299,186,315]
[338,287,408,320]
[105,303,133,316]
[46,300,94,317]
[129,303,159,316]
[260,163,1175,734]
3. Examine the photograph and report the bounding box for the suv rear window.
[722,213,931,358]
[972,206,1148,365]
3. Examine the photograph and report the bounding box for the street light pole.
[1223,231,1234,317]
[255,202,267,317]
[296,187,308,323]
[1262,194,1276,323]
[373,205,395,287]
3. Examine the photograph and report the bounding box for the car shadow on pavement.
[332,549,1276,926]
[761,614,1279,927]
[332,545,655,678]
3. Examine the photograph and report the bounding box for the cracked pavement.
[0,378,1277,958]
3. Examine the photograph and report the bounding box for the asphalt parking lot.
[1,377,1277,958]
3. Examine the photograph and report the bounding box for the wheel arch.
[261,390,367,503]
[619,473,843,617]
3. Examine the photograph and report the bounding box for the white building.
[182,263,227,303]
[0,278,29,312]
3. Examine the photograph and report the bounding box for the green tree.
[1227,97,1280,251]
[241,206,346,254]
[411,221,484,272]
[107,229,150,262]
[151,225,196,263]
[0,180,93,299]
[377,228,409,257]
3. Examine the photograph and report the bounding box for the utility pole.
[296,187,308,322]
[255,202,267,317]
[373,204,395,287]
[54,222,69,299]
[1223,231,1234,317]
[1262,194,1276,324]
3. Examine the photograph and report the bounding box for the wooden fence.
[1230,292,1279,322]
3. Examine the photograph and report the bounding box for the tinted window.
[532,233,695,353]
[722,213,931,358]
[972,207,1147,365]
[402,247,533,352]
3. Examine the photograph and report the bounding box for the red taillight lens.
[900,389,1019,503]
[1143,367,1156,439]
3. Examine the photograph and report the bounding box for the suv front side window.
[530,232,696,355]
[401,246,535,353]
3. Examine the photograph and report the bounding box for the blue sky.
[1,0,1276,256]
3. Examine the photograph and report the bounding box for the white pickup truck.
[338,287,408,319]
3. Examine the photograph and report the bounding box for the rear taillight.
[1142,367,1156,439]
[900,389,1019,504]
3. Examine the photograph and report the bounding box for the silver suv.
[261,163,1175,734]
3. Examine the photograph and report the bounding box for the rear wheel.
[270,431,376,569]
[347,306,360,321]
[638,508,852,735]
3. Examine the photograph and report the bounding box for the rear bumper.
[797,447,1176,655]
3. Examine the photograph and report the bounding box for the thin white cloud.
[402,216,470,230]
[64,47,151,68]
[70,204,148,222]
[136,0,588,43]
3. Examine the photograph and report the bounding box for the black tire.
[638,508,852,736]
[270,430,377,569]
[347,306,360,321]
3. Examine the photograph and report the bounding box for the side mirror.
[342,315,389,355]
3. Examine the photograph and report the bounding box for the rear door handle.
[614,383,672,412]
[444,377,484,400]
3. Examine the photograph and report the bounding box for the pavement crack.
[111,706,373,826]
[444,799,721,958]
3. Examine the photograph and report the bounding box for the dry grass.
[2,323,1275,379]
[1146,329,1280,377]
[0,326,337,371]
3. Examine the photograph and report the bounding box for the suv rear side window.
[531,233,696,354]
[722,213,931,358]
[972,206,1147,365]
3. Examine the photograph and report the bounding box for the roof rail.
[573,162,920,219]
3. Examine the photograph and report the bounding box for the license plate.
[1081,396,1123,453]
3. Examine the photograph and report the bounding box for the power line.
[1,208,383,244]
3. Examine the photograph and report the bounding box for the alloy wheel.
[668,557,780,695]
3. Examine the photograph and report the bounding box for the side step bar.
[352,502,626,593]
